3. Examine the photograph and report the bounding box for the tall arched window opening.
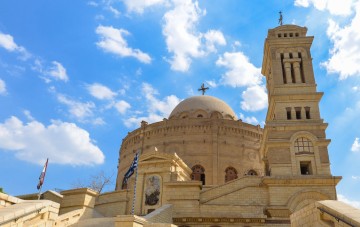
[191,165,205,185]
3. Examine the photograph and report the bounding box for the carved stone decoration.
[145,175,161,206]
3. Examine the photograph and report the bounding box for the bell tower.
[261,25,331,176]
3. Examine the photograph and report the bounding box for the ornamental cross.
[198,83,209,95]
[278,11,283,26]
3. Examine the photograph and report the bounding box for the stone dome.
[169,95,237,120]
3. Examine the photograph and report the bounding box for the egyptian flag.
[37,158,48,190]
[123,152,139,185]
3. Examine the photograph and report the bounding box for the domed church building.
[5,24,356,227]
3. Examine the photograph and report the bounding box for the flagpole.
[131,152,139,215]
[37,184,43,200]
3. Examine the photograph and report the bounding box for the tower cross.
[198,83,209,95]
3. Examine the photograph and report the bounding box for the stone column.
[284,62,292,84]
[293,62,302,83]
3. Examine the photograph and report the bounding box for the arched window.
[191,165,205,185]
[294,137,313,153]
[225,167,238,182]
[247,170,258,176]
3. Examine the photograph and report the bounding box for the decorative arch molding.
[192,109,208,118]
[243,168,262,176]
[179,111,190,119]
[210,111,223,119]
[287,190,330,213]
[290,131,318,145]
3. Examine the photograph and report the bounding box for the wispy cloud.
[124,82,180,128]
[338,194,360,209]
[47,61,69,82]
[351,137,360,152]
[0,78,7,95]
[0,116,104,165]
[86,83,117,100]
[57,94,95,121]
[0,32,31,60]
[122,0,168,14]
[96,25,151,63]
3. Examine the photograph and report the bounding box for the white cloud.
[206,80,217,88]
[162,0,205,71]
[23,110,34,121]
[352,175,360,180]
[338,194,360,209]
[0,32,30,60]
[86,83,117,100]
[321,2,360,79]
[239,113,259,125]
[0,116,104,165]
[0,79,7,95]
[216,52,262,87]
[241,85,268,111]
[115,100,131,114]
[123,0,167,13]
[88,1,98,7]
[47,61,69,82]
[294,0,355,16]
[96,25,151,64]
[124,83,181,128]
[204,30,226,53]
[57,94,95,120]
[351,137,360,152]
[108,6,121,18]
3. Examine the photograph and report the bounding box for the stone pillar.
[293,62,302,83]
[284,62,292,84]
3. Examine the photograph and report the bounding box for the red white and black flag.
[37,158,48,190]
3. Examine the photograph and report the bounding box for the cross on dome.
[198,83,209,95]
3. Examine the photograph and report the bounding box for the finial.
[198,83,209,95]
[278,11,283,26]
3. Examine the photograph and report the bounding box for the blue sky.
[0,0,359,207]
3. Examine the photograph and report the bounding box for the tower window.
[225,167,238,182]
[191,165,205,185]
[300,161,312,175]
[278,33,281,38]
[281,53,286,84]
[197,114,203,118]
[295,107,301,119]
[284,33,287,37]
[294,137,313,153]
[305,107,311,119]
[299,52,305,83]
[295,33,299,37]
[286,107,292,120]
[290,33,293,37]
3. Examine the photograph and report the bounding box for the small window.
[278,33,281,38]
[286,107,292,120]
[225,167,238,182]
[284,33,288,37]
[300,162,312,175]
[295,107,301,119]
[197,114,203,118]
[247,170,258,176]
[305,107,311,119]
[290,33,293,37]
[295,33,299,37]
[289,53,293,59]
